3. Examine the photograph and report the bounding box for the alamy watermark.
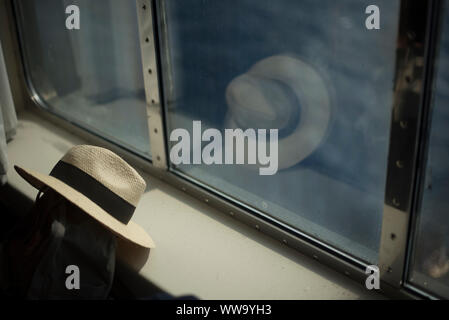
[64,4,379,31]
[365,265,380,290]
[65,265,80,290]
[65,5,80,30]
[365,5,380,30]
[169,121,279,176]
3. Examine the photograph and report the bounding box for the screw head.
[407,31,416,40]
[392,198,400,207]
[400,120,408,129]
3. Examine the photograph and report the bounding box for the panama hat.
[14,145,155,249]
[225,54,332,170]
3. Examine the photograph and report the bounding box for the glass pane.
[17,0,150,156]
[162,0,400,263]
[408,1,449,299]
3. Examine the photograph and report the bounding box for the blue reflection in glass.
[162,0,400,262]
[17,0,150,156]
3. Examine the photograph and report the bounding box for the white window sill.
[4,110,383,299]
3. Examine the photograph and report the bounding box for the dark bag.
[0,189,116,299]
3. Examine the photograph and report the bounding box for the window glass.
[17,0,151,157]
[162,0,400,263]
[408,1,449,299]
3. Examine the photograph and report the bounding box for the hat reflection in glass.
[225,54,332,170]
[10,145,154,299]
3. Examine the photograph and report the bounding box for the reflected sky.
[163,0,400,263]
[17,0,150,156]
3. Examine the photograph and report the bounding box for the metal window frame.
[136,0,168,169]
[1,0,444,299]
[403,0,447,299]
[378,0,442,295]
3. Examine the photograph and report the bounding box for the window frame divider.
[378,0,441,291]
[137,0,168,169]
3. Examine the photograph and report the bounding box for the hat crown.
[59,145,146,206]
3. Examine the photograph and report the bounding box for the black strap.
[50,161,135,224]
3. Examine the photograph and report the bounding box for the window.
[16,0,151,157]
[408,0,449,299]
[160,0,400,264]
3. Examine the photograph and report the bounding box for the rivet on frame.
[396,160,404,169]
[400,120,408,129]
[392,198,400,207]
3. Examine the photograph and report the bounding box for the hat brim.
[14,165,155,249]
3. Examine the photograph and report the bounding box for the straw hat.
[14,145,155,248]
